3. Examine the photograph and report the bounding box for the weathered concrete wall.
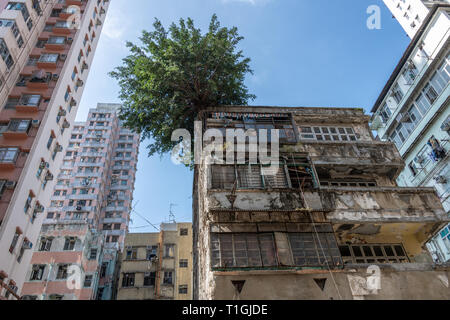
[209,268,450,300]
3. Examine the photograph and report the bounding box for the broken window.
[339,243,409,264]
[164,244,175,258]
[284,155,317,189]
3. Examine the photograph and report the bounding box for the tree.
[110,14,255,160]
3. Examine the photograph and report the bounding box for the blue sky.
[76,0,411,232]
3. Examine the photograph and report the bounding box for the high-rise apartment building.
[0,0,111,299]
[193,105,449,300]
[372,3,450,262]
[383,0,449,38]
[117,223,193,300]
[20,103,140,300]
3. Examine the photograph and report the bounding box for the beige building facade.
[193,105,450,300]
[117,222,193,300]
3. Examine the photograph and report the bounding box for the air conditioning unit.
[31,120,40,127]
[34,204,45,213]
[67,37,73,44]
[39,161,49,169]
[62,121,70,128]
[55,145,63,152]
[415,154,427,164]
[434,175,447,184]
[5,181,16,189]
[22,241,33,250]
[58,109,67,117]
[45,172,54,181]
[59,54,67,61]
[70,99,77,107]
[76,79,84,87]
[96,19,102,26]
[76,206,82,211]
[52,74,59,81]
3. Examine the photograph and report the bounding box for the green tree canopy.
[110,14,255,159]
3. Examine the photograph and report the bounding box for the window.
[379,103,392,123]
[146,246,158,260]
[56,264,68,279]
[164,244,175,258]
[89,249,97,260]
[180,228,188,236]
[339,243,409,264]
[211,229,342,269]
[100,262,108,278]
[39,237,53,251]
[9,229,21,253]
[24,192,34,213]
[30,265,45,281]
[8,119,30,132]
[126,248,137,260]
[391,83,404,104]
[179,259,188,268]
[122,273,135,287]
[179,285,188,294]
[47,133,54,149]
[299,126,357,141]
[0,39,14,69]
[63,237,76,251]
[319,179,376,187]
[38,53,59,63]
[0,147,19,163]
[83,275,93,287]
[163,271,173,285]
[143,272,156,286]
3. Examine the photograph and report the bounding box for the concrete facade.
[372,3,450,263]
[382,0,449,38]
[117,223,193,300]
[193,105,450,300]
[0,0,111,299]
[20,103,140,300]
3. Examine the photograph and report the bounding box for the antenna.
[169,203,177,223]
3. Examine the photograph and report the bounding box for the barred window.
[288,233,341,267]
[339,244,409,264]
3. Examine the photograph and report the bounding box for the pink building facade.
[21,103,140,300]
[0,0,111,300]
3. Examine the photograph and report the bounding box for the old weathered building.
[193,105,450,300]
[117,223,193,300]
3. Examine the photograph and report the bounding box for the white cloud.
[102,7,128,40]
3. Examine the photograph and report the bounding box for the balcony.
[206,187,448,223]
[296,141,404,179]
[26,70,52,90]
